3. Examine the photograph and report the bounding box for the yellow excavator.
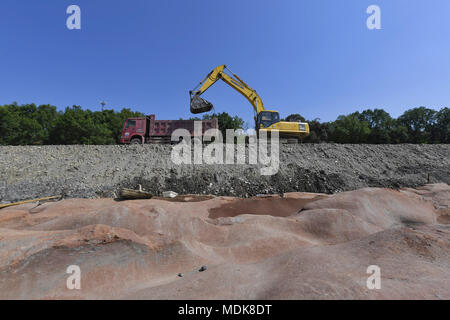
[190,65,309,141]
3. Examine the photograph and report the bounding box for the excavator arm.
[189,64,310,139]
[190,65,265,115]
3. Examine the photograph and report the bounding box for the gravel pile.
[0,144,449,202]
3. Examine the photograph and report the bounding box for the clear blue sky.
[1,0,449,125]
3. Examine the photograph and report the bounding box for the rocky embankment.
[0,144,449,202]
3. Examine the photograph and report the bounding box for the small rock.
[162,191,178,198]
[178,273,183,277]
[199,266,207,272]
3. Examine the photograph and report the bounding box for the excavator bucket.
[190,94,213,114]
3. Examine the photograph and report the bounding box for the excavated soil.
[0,184,448,300]
[0,144,449,202]
[208,193,326,219]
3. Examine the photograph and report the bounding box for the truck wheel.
[131,138,142,145]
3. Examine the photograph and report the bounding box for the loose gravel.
[0,144,449,202]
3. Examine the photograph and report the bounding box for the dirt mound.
[1,144,449,202]
[0,184,448,299]
[127,225,450,300]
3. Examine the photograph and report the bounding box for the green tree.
[36,104,60,144]
[202,112,244,137]
[285,114,306,122]
[359,109,394,144]
[0,103,45,145]
[47,106,144,145]
[0,104,19,145]
[432,107,449,143]
[304,119,331,143]
[91,108,144,144]
[50,106,96,144]
[397,107,436,143]
[331,112,371,143]
[390,120,409,144]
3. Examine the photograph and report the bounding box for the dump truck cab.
[120,117,146,144]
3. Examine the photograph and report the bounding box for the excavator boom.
[190,65,265,114]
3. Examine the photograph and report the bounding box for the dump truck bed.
[120,115,218,144]
[149,117,218,137]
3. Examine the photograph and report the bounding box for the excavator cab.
[256,111,280,128]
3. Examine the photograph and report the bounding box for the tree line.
[0,103,143,145]
[0,103,448,145]
[284,107,448,144]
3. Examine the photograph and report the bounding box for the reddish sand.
[0,184,448,299]
[208,193,327,219]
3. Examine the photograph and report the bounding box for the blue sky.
[1,0,449,125]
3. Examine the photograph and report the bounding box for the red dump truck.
[119,114,219,144]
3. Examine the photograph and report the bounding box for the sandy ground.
[0,184,448,300]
